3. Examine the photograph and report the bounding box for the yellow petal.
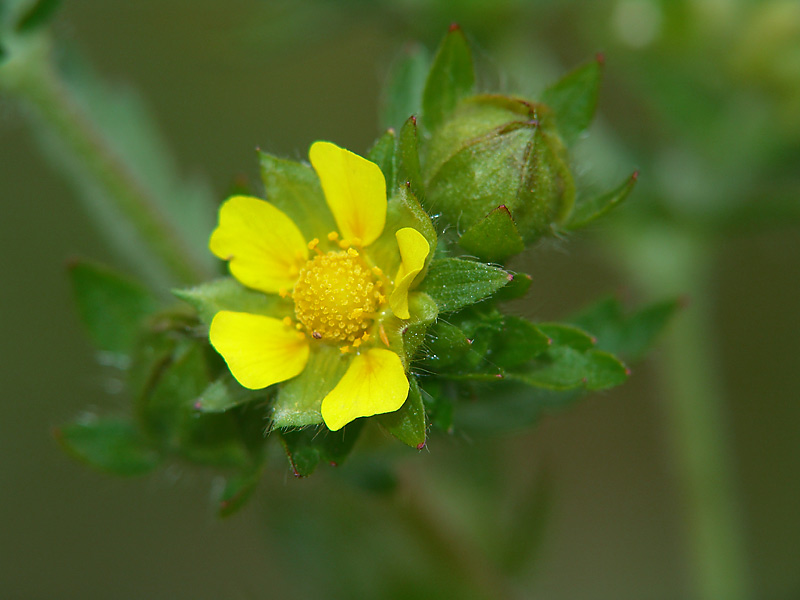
[389,227,430,319]
[210,311,309,389]
[209,195,307,294]
[321,348,408,431]
[309,141,386,247]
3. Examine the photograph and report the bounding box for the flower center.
[293,250,381,342]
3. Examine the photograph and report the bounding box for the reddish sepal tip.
[448,22,461,32]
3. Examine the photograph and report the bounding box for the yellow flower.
[207,141,431,431]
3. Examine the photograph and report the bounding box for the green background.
[2,1,799,598]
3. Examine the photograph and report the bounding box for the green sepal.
[68,260,158,356]
[194,374,265,413]
[570,296,680,362]
[565,171,638,230]
[55,416,161,476]
[541,55,603,147]
[14,0,61,34]
[494,272,532,301]
[421,24,475,134]
[174,277,291,327]
[368,129,397,190]
[419,258,510,313]
[258,151,336,241]
[397,291,439,367]
[217,463,264,518]
[369,184,436,277]
[419,320,471,369]
[271,345,348,428]
[379,376,426,449]
[396,116,424,201]
[381,42,429,132]
[278,420,365,477]
[458,205,525,262]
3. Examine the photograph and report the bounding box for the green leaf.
[421,25,475,133]
[272,345,349,428]
[570,296,680,362]
[486,316,551,369]
[56,416,161,476]
[541,55,603,147]
[258,151,336,241]
[494,272,532,301]
[381,43,429,131]
[217,463,264,518]
[379,376,426,448]
[14,0,61,34]
[536,322,596,351]
[458,205,525,262]
[68,260,158,355]
[278,421,365,477]
[194,374,264,413]
[565,171,638,230]
[419,258,510,313]
[397,292,439,367]
[500,466,553,576]
[514,346,628,391]
[420,378,455,433]
[367,129,396,190]
[174,277,291,327]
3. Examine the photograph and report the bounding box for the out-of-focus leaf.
[421,25,475,133]
[500,467,553,575]
[570,296,680,362]
[55,416,161,476]
[565,171,638,230]
[258,151,336,241]
[379,376,426,448]
[173,277,291,327]
[419,258,510,313]
[272,345,348,428]
[14,0,61,33]
[513,346,628,391]
[381,43,429,132]
[458,205,525,262]
[217,463,264,518]
[420,378,454,432]
[536,322,596,351]
[541,56,603,147]
[68,260,157,356]
[278,420,365,477]
[367,129,396,190]
[396,116,423,200]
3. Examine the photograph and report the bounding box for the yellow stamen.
[327,231,339,241]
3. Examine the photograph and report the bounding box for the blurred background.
[1,0,799,598]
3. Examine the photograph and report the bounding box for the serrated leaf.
[486,317,551,369]
[367,129,396,190]
[515,346,628,390]
[536,322,596,351]
[217,463,264,518]
[174,277,291,327]
[541,56,603,146]
[420,258,510,313]
[68,260,158,355]
[271,345,348,428]
[56,417,161,476]
[278,421,365,477]
[565,171,638,230]
[421,25,475,133]
[379,376,426,448]
[570,296,680,362]
[494,272,532,301]
[194,374,263,413]
[458,205,525,262]
[381,43,429,132]
[258,151,336,241]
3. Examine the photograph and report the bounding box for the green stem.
[619,227,752,600]
[1,34,210,286]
